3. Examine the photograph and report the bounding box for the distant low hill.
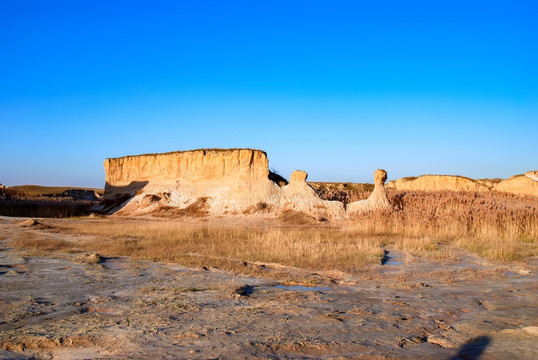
[9,185,104,197]
[0,185,103,218]
[386,172,538,198]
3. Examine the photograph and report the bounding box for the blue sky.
[1,1,537,187]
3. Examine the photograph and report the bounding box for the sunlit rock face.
[101,149,282,215]
[386,175,490,192]
[104,148,271,190]
[102,149,394,219]
[385,171,538,198]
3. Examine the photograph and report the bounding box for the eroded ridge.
[98,148,389,220]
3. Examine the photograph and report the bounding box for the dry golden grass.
[11,190,537,279]
[12,232,77,252]
[64,221,386,274]
[347,190,538,260]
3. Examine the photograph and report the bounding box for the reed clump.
[350,190,538,239]
[65,221,386,273]
[347,190,538,260]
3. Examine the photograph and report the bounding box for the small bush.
[279,210,318,225]
[0,198,97,218]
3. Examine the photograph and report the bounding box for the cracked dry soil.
[0,217,537,359]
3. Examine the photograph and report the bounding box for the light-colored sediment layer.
[526,171,538,182]
[104,148,270,192]
[103,149,281,216]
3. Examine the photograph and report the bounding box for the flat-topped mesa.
[100,148,283,215]
[104,148,269,194]
[347,169,391,214]
[99,148,386,220]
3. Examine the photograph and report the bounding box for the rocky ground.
[0,216,537,359]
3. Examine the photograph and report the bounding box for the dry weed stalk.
[65,221,385,272]
[346,190,538,259]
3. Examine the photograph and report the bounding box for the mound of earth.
[17,219,40,227]
[386,175,489,192]
[494,172,538,197]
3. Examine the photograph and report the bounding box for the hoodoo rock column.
[347,169,391,214]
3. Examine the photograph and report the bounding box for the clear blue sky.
[1,1,537,188]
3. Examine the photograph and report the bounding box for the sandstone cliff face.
[104,149,270,193]
[386,175,490,192]
[101,149,283,215]
[386,171,538,198]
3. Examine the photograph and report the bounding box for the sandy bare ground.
[0,216,537,359]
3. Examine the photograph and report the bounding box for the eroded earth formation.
[97,149,391,219]
[98,148,537,219]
